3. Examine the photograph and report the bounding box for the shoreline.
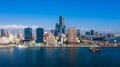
[0,45,119,48]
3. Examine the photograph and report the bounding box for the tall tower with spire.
[55,15,66,36]
[59,16,64,28]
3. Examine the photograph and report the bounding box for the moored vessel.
[18,45,29,48]
[89,47,101,53]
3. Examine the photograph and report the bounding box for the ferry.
[89,47,101,53]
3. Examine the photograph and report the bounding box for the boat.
[18,45,29,48]
[89,47,101,53]
[117,45,120,47]
[9,45,15,47]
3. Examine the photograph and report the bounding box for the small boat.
[18,45,29,48]
[10,45,15,47]
[89,47,101,53]
[117,45,120,47]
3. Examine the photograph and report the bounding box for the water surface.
[0,47,120,67]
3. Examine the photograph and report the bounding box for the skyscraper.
[60,16,66,34]
[90,30,94,35]
[54,23,59,36]
[95,32,99,37]
[18,31,23,40]
[0,33,1,38]
[77,29,81,37]
[63,25,66,34]
[24,27,32,40]
[68,27,77,44]
[55,16,66,36]
[1,29,5,37]
[36,27,44,43]
[86,31,90,36]
[59,16,64,28]
[5,31,9,37]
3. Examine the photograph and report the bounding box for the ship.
[89,47,101,53]
[17,44,29,48]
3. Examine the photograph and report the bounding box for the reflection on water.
[0,48,120,67]
[67,48,77,67]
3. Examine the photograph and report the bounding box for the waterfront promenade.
[0,44,119,48]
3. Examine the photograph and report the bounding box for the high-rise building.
[54,23,59,36]
[68,27,77,44]
[86,31,90,36]
[0,33,1,38]
[18,31,23,40]
[32,33,36,40]
[44,33,56,45]
[51,30,55,35]
[106,34,114,38]
[1,29,5,37]
[5,31,9,37]
[24,27,32,40]
[90,30,94,35]
[36,27,44,43]
[99,34,102,37]
[55,16,66,36]
[9,33,14,43]
[59,16,66,34]
[59,16,64,28]
[95,32,99,37]
[63,25,66,34]
[77,29,81,37]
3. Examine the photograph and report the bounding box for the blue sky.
[0,0,120,33]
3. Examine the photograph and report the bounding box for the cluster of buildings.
[0,15,119,47]
[0,30,23,45]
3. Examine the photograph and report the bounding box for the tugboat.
[89,47,101,53]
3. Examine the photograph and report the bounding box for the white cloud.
[0,24,54,30]
[0,24,38,30]
[0,24,116,33]
[80,28,117,34]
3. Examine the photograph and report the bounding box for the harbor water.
[0,47,120,67]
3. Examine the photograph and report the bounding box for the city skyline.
[0,0,120,33]
[0,0,120,67]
